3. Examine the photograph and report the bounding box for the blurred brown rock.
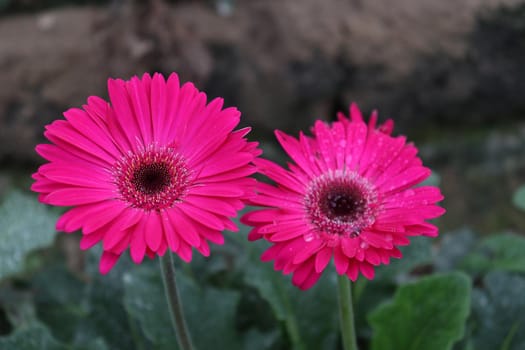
[0,0,523,163]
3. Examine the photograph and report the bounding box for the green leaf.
[74,338,110,350]
[0,322,67,350]
[123,260,242,350]
[243,244,288,322]
[31,249,136,350]
[461,233,525,275]
[355,236,437,340]
[0,191,58,280]
[0,284,38,328]
[469,272,525,350]
[293,273,339,350]
[32,265,88,342]
[243,240,338,350]
[82,250,137,350]
[369,272,471,350]
[241,329,281,350]
[512,185,525,211]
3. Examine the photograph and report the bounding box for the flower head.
[32,73,260,273]
[241,104,445,290]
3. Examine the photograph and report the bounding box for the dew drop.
[403,189,415,197]
[304,232,315,242]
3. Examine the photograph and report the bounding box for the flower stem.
[159,252,194,350]
[337,274,358,350]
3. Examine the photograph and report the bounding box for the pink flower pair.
[32,73,444,290]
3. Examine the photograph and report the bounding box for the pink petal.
[364,248,381,266]
[291,258,315,288]
[261,244,284,262]
[341,238,359,258]
[177,241,193,262]
[127,75,153,145]
[79,229,104,250]
[275,130,316,176]
[359,262,376,279]
[346,261,359,281]
[102,209,142,250]
[167,209,201,247]
[130,218,148,264]
[254,158,305,191]
[334,245,349,274]
[189,184,245,198]
[196,239,211,257]
[43,188,113,206]
[108,78,143,150]
[312,120,336,171]
[161,211,180,252]
[178,203,225,231]
[314,247,333,273]
[298,271,322,290]
[83,201,129,234]
[99,251,120,274]
[144,212,163,252]
[186,195,239,217]
[149,73,168,143]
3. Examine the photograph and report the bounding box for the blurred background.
[1,0,525,231]
[1,0,525,349]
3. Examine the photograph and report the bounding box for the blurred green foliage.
[369,272,471,350]
[512,185,525,212]
[0,189,524,349]
[0,191,58,280]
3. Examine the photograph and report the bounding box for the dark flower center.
[131,163,172,195]
[304,170,379,238]
[325,189,366,219]
[113,146,191,211]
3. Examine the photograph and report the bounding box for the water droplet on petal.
[304,232,315,242]
[403,189,415,197]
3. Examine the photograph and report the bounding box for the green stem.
[159,253,194,350]
[337,274,358,350]
[277,278,305,350]
[352,278,368,305]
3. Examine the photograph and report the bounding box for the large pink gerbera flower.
[241,104,445,290]
[32,73,260,273]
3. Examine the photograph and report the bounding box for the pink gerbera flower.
[32,73,260,273]
[241,104,445,290]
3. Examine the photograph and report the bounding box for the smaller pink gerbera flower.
[241,104,445,290]
[32,73,261,273]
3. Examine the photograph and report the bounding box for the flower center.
[113,146,191,211]
[324,188,366,219]
[131,163,172,195]
[305,170,379,238]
